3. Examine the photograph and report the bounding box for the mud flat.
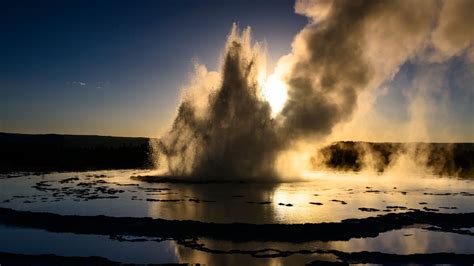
[0,207,473,242]
[1,250,472,265]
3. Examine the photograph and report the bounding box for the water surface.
[1,170,472,224]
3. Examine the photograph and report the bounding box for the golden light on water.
[263,73,288,116]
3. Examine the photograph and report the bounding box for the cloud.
[71,81,86,86]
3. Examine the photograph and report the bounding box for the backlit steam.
[280,0,437,139]
[158,26,282,179]
[156,0,473,179]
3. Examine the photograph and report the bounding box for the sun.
[262,73,288,116]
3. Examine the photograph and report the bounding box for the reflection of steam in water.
[146,173,474,224]
[147,183,280,224]
[170,228,474,265]
[172,238,337,266]
[173,247,337,266]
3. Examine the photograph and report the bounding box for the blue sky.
[1,0,306,137]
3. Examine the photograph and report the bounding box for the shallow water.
[1,170,473,264]
[0,170,472,224]
[179,227,474,265]
[0,225,177,264]
[0,224,472,265]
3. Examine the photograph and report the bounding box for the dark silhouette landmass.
[317,141,474,177]
[1,133,472,177]
[0,132,152,172]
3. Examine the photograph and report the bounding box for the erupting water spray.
[154,0,474,180]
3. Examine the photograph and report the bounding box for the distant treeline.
[317,141,474,177]
[0,133,152,172]
[1,133,473,177]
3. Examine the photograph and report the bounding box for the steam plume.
[156,0,473,179]
[159,26,282,179]
[280,0,437,139]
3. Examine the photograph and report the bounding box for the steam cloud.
[159,27,282,179]
[156,0,473,179]
[281,0,436,139]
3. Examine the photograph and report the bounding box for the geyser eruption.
[156,0,473,179]
[159,26,282,179]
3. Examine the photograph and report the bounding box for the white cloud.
[71,81,86,86]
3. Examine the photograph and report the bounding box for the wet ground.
[0,170,473,264]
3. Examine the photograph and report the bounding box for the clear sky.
[1,0,307,137]
[1,0,473,141]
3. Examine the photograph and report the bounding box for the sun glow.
[263,73,288,116]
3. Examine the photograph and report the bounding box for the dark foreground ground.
[1,250,472,265]
[1,207,473,242]
[0,207,473,265]
[1,132,473,176]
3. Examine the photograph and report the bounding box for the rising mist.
[154,0,474,179]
